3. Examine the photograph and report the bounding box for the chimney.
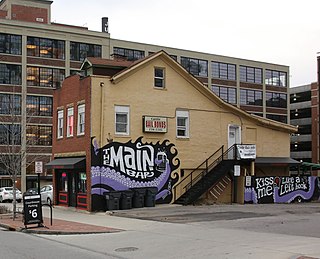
[102,17,108,33]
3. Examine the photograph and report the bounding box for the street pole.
[35,161,43,194]
[317,55,320,166]
[21,35,27,193]
[37,173,40,196]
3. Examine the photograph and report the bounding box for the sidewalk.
[0,209,123,235]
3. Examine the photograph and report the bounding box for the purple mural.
[245,176,318,204]
[91,137,180,204]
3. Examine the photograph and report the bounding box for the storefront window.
[60,172,68,191]
[78,172,87,193]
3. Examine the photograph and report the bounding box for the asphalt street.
[1,202,320,258]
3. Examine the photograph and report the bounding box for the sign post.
[35,161,43,195]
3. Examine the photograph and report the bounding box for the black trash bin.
[130,188,146,208]
[105,191,121,211]
[120,190,133,210]
[145,187,158,207]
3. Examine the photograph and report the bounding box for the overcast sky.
[51,0,320,87]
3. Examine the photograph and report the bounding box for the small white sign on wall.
[143,116,167,133]
[234,165,240,176]
[237,144,256,159]
[245,176,252,187]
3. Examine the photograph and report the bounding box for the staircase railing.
[173,144,239,201]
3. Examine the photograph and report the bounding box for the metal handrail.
[173,144,239,201]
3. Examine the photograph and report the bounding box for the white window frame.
[176,110,189,138]
[57,110,64,139]
[154,67,165,88]
[67,107,74,137]
[77,104,85,136]
[115,105,130,135]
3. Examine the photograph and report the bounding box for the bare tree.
[0,93,51,219]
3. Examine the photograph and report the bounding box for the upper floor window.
[77,104,85,135]
[27,37,65,59]
[26,95,52,116]
[266,114,287,124]
[0,124,21,145]
[211,62,236,80]
[181,57,208,77]
[57,110,64,139]
[0,33,22,55]
[115,106,129,135]
[176,110,189,138]
[113,47,145,61]
[169,55,178,61]
[67,107,74,137]
[266,92,287,108]
[240,66,262,84]
[211,85,236,104]
[0,94,21,115]
[27,66,65,88]
[70,42,102,61]
[154,68,165,88]
[26,125,52,146]
[240,89,263,106]
[265,70,287,87]
[0,63,22,85]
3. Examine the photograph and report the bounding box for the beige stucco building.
[48,51,297,211]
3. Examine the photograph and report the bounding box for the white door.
[228,125,241,159]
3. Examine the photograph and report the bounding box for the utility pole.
[21,35,27,193]
[317,55,320,167]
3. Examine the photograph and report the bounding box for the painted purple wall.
[90,137,180,209]
[245,176,319,204]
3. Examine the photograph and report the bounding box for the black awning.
[45,157,86,169]
[255,157,300,166]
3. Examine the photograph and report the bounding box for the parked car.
[25,187,38,195]
[0,187,22,203]
[25,185,53,204]
[40,185,53,204]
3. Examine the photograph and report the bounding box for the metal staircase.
[208,175,231,203]
[173,144,239,205]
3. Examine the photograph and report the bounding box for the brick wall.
[11,5,48,24]
[53,75,91,155]
[0,10,7,19]
[52,75,92,210]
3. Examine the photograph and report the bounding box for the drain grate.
[115,247,138,252]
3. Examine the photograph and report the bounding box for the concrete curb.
[0,222,20,231]
[0,221,122,235]
[20,228,121,235]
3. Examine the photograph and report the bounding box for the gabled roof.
[109,50,296,134]
[81,57,134,70]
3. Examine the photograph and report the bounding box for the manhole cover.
[115,247,138,252]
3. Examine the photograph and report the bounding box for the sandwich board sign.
[23,194,43,227]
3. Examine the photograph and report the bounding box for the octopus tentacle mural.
[91,137,180,205]
[273,176,316,203]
